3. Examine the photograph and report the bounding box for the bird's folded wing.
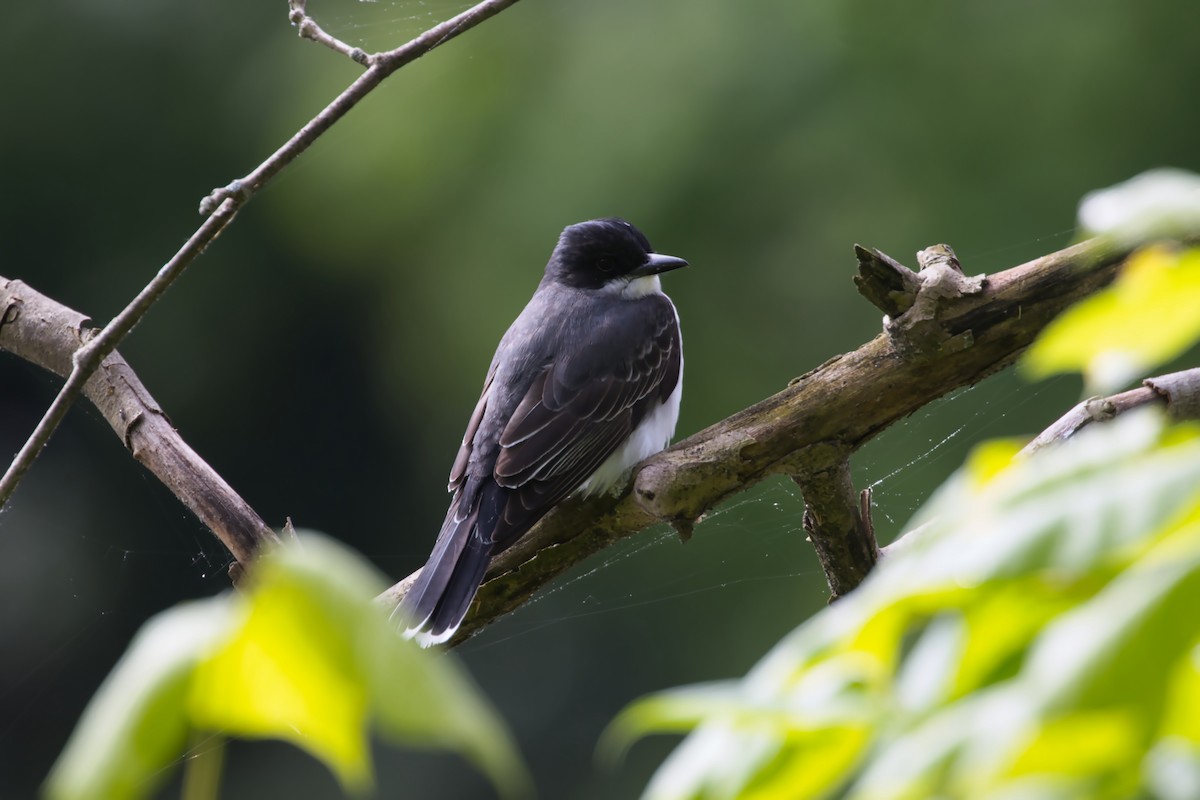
[489,296,680,545]
[448,366,497,492]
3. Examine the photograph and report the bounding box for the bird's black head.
[546,217,688,291]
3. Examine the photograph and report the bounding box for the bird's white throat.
[607,274,663,299]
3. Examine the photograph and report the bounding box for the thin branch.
[1147,368,1200,420]
[1019,366,1200,456]
[882,365,1200,558]
[379,233,1151,644]
[0,198,241,508]
[200,0,524,215]
[288,0,370,65]
[2,0,524,512]
[0,276,278,564]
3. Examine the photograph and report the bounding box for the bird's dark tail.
[395,481,502,647]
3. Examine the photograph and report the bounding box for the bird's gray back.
[465,282,678,481]
[466,283,578,478]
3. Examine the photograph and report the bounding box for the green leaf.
[1022,246,1200,392]
[44,601,234,800]
[633,716,870,800]
[47,534,529,799]
[948,578,1089,699]
[1159,641,1200,744]
[1008,710,1142,786]
[1020,547,1200,716]
[187,538,380,790]
[364,608,533,798]
[848,688,1030,800]
[602,682,813,766]
[887,413,1200,590]
[1077,168,1200,243]
[619,412,1200,800]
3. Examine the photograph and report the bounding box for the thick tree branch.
[381,234,1154,644]
[5,227,1187,636]
[792,444,878,600]
[0,277,277,565]
[0,199,241,508]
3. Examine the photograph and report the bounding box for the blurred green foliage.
[1027,170,1200,392]
[611,411,1200,799]
[609,227,1200,798]
[46,534,527,800]
[4,0,1200,797]
[1025,245,1200,393]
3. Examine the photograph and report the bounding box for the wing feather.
[488,295,681,548]
[448,367,497,491]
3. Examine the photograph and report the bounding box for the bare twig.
[200,0,524,215]
[0,198,241,508]
[1147,368,1200,420]
[1019,366,1200,456]
[0,276,278,564]
[288,0,370,65]
[2,0,524,511]
[883,365,1200,558]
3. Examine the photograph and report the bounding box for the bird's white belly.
[581,352,682,496]
[580,379,682,495]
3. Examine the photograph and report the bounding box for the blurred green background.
[2,0,1198,797]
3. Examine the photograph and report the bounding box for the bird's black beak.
[632,252,689,278]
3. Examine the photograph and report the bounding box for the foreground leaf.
[1077,168,1200,243]
[611,412,1200,800]
[45,602,233,800]
[187,537,382,789]
[1023,245,1200,392]
[46,534,529,799]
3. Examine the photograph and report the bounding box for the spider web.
[313,0,479,51]
[458,369,1061,657]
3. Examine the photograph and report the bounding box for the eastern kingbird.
[397,218,687,646]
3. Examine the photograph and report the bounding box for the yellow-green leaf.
[623,413,1200,800]
[1160,645,1200,744]
[364,617,533,798]
[47,534,528,799]
[1022,246,1200,392]
[964,437,1025,489]
[1008,710,1142,779]
[45,601,234,800]
[188,554,374,790]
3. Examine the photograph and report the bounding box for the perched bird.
[397,218,688,646]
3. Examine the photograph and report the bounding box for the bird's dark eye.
[596,257,614,273]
